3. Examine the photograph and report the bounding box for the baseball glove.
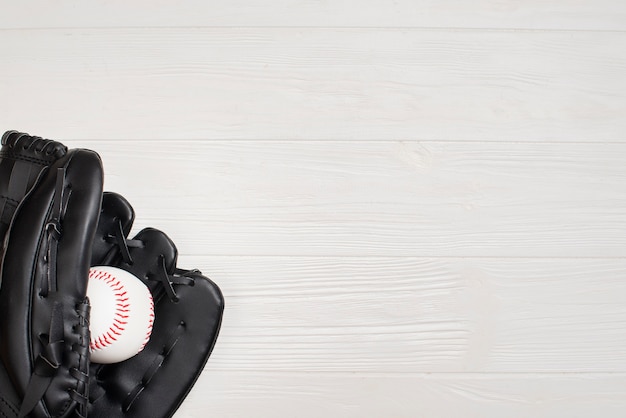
[0,131,103,418]
[0,131,224,418]
[88,192,224,418]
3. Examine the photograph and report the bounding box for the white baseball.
[87,266,155,364]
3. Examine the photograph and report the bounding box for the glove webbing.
[18,303,90,418]
[70,301,91,418]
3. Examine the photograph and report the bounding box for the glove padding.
[0,131,103,417]
[88,192,224,418]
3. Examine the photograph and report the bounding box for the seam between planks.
[1,26,626,33]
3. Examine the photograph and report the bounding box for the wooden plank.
[1,29,625,141]
[181,256,626,372]
[1,1,626,30]
[177,371,626,418]
[55,140,626,258]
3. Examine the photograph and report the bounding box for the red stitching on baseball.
[89,270,129,353]
[139,292,155,353]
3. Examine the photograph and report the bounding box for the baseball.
[87,266,155,364]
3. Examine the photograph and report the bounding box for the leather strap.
[18,304,64,418]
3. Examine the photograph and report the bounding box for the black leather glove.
[87,192,224,418]
[0,131,102,417]
[0,131,224,418]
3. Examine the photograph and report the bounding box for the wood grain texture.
[1,29,625,141]
[176,371,626,418]
[180,256,626,373]
[51,140,626,258]
[2,0,626,30]
[2,3,625,416]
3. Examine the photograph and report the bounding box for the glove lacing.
[104,218,144,266]
[40,168,71,297]
[105,220,197,303]
[0,132,67,254]
[20,168,90,418]
[19,302,90,418]
[152,256,197,303]
[18,304,64,418]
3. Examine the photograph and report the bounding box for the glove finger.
[88,227,223,418]
[91,192,135,266]
[0,147,103,418]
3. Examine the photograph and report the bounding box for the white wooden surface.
[1,1,626,417]
[2,30,625,142]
